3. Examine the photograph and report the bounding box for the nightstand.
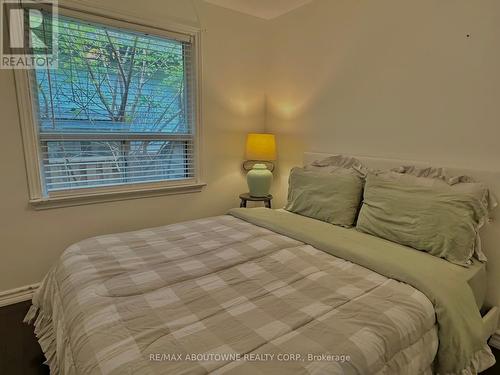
[239,193,272,208]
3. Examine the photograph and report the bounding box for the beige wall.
[3,0,500,299]
[0,0,268,292]
[266,0,500,206]
[264,0,500,312]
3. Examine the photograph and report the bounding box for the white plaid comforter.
[28,215,438,374]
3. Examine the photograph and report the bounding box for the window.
[16,7,203,207]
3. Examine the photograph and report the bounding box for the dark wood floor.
[0,301,49,375]
[483,347,500,375]
[1,300,499,374]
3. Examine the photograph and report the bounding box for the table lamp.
[244,133,276,197]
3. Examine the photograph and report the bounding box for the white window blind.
[28,11,197,195]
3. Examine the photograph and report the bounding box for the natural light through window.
[28,12,197,195]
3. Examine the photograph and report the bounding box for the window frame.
[14,4,205,209]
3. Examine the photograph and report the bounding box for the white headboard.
[304,152,500,310]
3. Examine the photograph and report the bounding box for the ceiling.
[203,0,313,20]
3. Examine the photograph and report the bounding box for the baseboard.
[490,330,500,350]
[0,283,40,308]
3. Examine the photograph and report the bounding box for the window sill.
[29,182,207,210]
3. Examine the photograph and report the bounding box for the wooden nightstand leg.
[265,199,271,209]
[240,199,247,208]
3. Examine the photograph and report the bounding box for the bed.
[26,154,499,375]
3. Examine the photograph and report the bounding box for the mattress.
[411,250,487,309]
[230,208,495,374]
[274,209,488,309]
[459,260,487,309]
[27,214,439,375]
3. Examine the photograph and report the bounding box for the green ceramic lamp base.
[246,163,273,197]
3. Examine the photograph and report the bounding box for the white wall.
[266,0,500,206]
[0,0,268,292]
[3,0,500,306]
[264,0,500,311]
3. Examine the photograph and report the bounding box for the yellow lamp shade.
[245,133,276,161]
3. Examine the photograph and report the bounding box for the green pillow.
[356,172,491,266]
[285,167,363,227]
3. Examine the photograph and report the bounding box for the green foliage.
[36,14,187,130]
